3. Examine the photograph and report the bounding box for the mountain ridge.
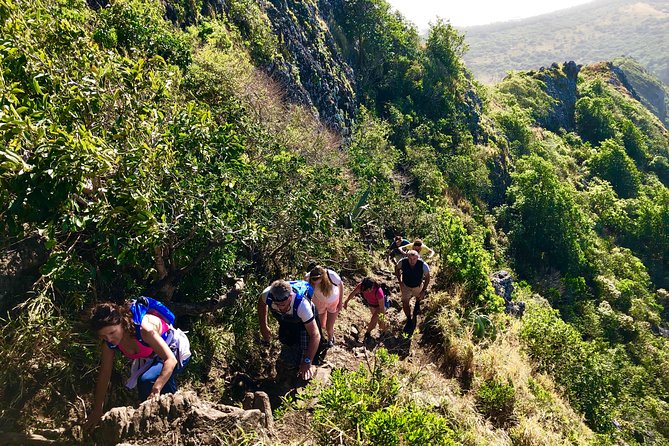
[461,0,669,86]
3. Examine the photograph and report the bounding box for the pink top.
[117,318,169,359]
[362,286,384,307]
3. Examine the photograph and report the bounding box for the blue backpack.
[107,296,175,349]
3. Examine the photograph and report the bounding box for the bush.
[575,96,617,145]
[433,207,504,312]
[92,0,192,69]
[589,139,641,198]
[520,301,621,432]
[476,377,516,427]
[305,349,458,445]
[506,155,591,275]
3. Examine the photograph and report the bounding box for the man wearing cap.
[395,249,431,323]
[258,279,322,380]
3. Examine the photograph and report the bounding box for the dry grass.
[420,289,596,445]
[472,318,595,445]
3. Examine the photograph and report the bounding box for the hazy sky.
[385,0,594,29]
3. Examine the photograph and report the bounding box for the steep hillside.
[462,0,669,85]
[613,56,669,127]
[2,0,669,445]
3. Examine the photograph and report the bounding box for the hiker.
[306,266,343,347]
[386,235,411,264]
[395,249,431,321]
[343,277,388,341]
[84,298,191,430]
[399,238,435,260]
[258,279,322,380]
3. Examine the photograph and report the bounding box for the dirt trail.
[239,260,442,429]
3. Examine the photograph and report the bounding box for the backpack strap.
[130,296,175,347]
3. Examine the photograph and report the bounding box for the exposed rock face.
[532,61,581,132]
[491,270,524,317]
[262,0,356,133]
[491,270,513,303]
[93,391,269,445]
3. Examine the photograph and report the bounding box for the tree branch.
[168,278,245,317]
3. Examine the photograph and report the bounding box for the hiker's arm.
[398,245,409,254]
[425,246,435,258]
[142,324,177,398]
[258,295,271,341]
[395,263,402,284]
[336,282,344,311]
[83,344,114,430]
[299,319,320,380]
[378,299,387,330]
[343,284,361,309]
[420,272,431,297]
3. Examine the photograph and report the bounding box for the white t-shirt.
[261,286,315,323]
[304,269,342,304]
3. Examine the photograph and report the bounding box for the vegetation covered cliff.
[1,0,669,444]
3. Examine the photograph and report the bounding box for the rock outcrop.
[491,270,524,317]
[92,391,270,445]
[532,61,581,132]
[263,0,356,133]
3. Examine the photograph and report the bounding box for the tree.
[421,19,467,122]
[589,139,641,198]
[507,155,591,274]
[575,97,617,145]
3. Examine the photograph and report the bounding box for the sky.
[385,0,595,29]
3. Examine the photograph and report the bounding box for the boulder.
[93,391,268,445]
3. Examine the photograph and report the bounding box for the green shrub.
[506,155,591,275]
[433,207,504,312]
[575,96,617,145]
[362,404,457,446]
[520,301,621,432]
[92,0,191,69]
[476,377,516,427]
[306,349,458,445]
[224,0,277,64]
[589,139,641,198]
[494,107,533,156]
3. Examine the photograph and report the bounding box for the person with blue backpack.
[83,297,191,430]
[258,279,323,381]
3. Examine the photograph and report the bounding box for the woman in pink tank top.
[343,277,388,342]
[83,301,187,431]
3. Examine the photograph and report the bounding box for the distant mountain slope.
[461,0,669,85]
[613,56,669,127]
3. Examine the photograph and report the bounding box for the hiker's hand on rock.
[298,363,314,380]
[83,408,102,431]
[149,387,161,399]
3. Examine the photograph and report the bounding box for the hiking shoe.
[327,336,335,348]
[363,332,372,343]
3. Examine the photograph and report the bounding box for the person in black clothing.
[386,235,411,264]
[395,250,430,321]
